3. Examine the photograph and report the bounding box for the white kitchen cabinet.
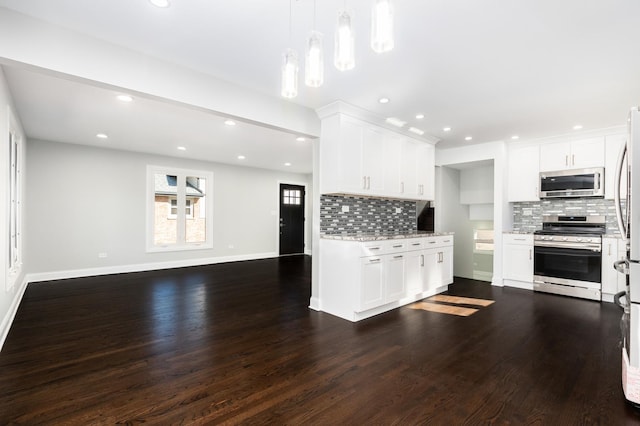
[539,137,605,172]
[360,256,385,311]
[507,144,540,202]
[605,133,628,200]
[502,234,534,285]
[319,235,453,321]
[319,113,435,200]
[602,237,626,298]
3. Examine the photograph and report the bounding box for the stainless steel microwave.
[539,167,604,198]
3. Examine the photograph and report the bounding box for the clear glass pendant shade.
[371,0,394,53]
[334,10,355,71]
[281,48,299,98]
[305,31,324,87]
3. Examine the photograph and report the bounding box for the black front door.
[279,184,305,255]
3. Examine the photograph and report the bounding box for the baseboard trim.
[308,297,321,311]
[0,274,29,351]
[26,252,279,283]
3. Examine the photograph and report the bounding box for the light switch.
[342,205,349,213]
[396,207,402,214]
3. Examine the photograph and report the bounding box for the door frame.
[276,180,309,256]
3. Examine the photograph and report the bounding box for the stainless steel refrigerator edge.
[615,106,640,403]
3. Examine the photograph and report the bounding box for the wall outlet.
[228,244,235,249]
[395,207,402,214]
[341,205,349,213]
[98,252,108,258]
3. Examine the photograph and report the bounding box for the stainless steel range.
[533,215,606,301]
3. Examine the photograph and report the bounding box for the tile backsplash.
[512,198,623,234]
[320,195,417,235]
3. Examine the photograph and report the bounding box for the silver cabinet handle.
[565,154,569,166]
[369,247,381,251]
[529,249,532,260]
[514,237,526,241]
[572,154,575,166]
[401,182,405,193]
[420,254,424,266]
[393,244,403,248]
[412,242,421,246]
[367,176,371,189]
[363,176,367,189]
[609,244,612,256]
[369,258,381,263]
[428,241,436,244]
[393,255,403,259]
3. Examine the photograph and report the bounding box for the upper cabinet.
[319,112,435,200]
[539,137,605,172]
[507,144,540,202]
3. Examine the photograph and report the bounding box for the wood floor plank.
[1,256,640,424]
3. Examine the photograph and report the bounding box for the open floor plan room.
[1,256,637,424]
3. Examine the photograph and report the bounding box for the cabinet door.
[423,249,440,291]
[439,246,454,286]
[400,139,419,198]
[359,256,385,311]
[503,244,533,282]
[338,120,366,192]
[362,127,387,194]
[384,135,402,197]
[416,143,435,200]
[539,141,571,172]
[571,137,604,169]
[385,254,406,302]
[507,145,540,202]
[405,250,423,296]
[602,237,619,294]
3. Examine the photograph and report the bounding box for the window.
[147,166,213,251]
[283,189,301,205]
[168,198,193,219]
[474,229,494,252]
[7,114,22,290]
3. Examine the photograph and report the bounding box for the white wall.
[437,167,475,279]
[25,140,312,279]
[460,165,494,204]
[0,67,28,349]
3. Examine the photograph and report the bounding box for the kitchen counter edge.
[321,232,454,242]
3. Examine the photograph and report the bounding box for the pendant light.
[371,0,394,53]
[305,0,324,87]
[281,0,299,98]
[281,49,299,98]
[334,8,355,71]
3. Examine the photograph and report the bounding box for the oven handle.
[534,241,601,251]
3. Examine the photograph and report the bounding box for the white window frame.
[7,109,23,291]
[147,165,213,252]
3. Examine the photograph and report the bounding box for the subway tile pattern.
[320,195,417,235]
[512,198,624,235]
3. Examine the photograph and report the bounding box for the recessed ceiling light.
[511,135,519,140]
[443,127,451,132]
[284,162,292,167]
[465,136,473,141]
[224,120,236,126]
[573,124,583,130]
[237,155,246,160]
[116,94,133,102]
[409,127,425,135]
[96,133,108,139]
[296,137,306,142]
[378,97,390,104]
[149,0,170,8]
[415,114,425,120]
[385,117,406,128]
[177,146,186,151]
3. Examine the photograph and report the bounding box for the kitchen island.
[318,233,454,321]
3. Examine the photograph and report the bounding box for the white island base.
[318,234,454,322]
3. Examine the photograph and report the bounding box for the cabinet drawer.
[406,238,426,250]
[361,241,387,257]
[503,234,533,245]
[424,235,454,249]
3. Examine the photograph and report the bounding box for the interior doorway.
[279,183,305,255]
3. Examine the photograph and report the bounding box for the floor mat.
[408,302,478,316]
[408,294,495,316]
[428,294,495,307]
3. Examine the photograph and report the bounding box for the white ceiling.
[2,0,640,173]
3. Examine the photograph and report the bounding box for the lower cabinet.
[502,234,534,287]
[602,236,626,301]
[320,235,454,321]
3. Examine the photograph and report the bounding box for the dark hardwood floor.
[2,255,640,424]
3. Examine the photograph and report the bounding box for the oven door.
[534,244,602,288]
